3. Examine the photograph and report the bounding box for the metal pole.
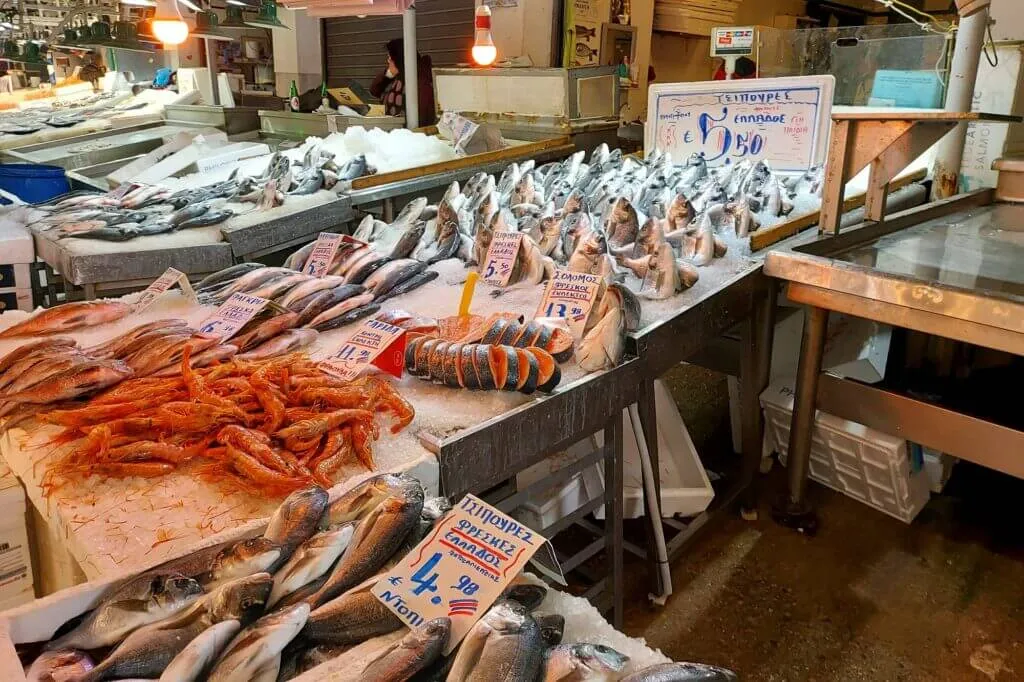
[402,5,418,129]
[931,8,989,199]
[204,37,220,106]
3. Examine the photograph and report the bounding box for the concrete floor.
[620,461,1024,682]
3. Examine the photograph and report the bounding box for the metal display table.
[625,262,775,594]
[419,360,640,627]
[764,109,1023,533]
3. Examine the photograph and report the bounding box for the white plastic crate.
[761,380,931,523]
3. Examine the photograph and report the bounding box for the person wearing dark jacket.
[370,38,437,127]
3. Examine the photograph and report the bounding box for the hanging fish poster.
[646,75,835,172]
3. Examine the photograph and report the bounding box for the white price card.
[319,318,407,381]
[134,267,197,312]
[303,233,345,277]
[372,495,553,654]
[534,268,603,338]
[197,293,269,341]
[480,232,523,287]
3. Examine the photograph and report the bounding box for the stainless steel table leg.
[603,411,624,628]
[772,304,828,534]
[741,281,777,516]
[83,284,96,302]
[382,198,396,223]
[636,380,663,596]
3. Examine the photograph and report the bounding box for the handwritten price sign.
[480,231,523,287]
[198,293,269,341]
[319,318,407,381]
[134,267,197,312]
[645,75,835,172]
[304,233,344,277]
[372,495,550,654]
[535,269,603,338]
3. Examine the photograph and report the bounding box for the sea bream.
[542,643,630,682]
[207,602,310,682]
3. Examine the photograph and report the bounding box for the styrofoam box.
[0,464,33,607]
[512,380,715,527]
[0,223,33,265]
[761,380,931,523]
[0,288,32,314]
[512,438,604,531]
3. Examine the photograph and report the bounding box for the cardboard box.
[0,465,33,607]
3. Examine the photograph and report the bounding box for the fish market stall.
[0,89,201,153]
[258,110,406,141]
[0,476,709,682]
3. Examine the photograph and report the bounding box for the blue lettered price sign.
[645,75,835,173]
[372,494,550,653]
[319,318,407,381]
[534,268,603,339]
[197,292,268,341]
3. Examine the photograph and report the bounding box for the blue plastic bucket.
[0,163,70,205]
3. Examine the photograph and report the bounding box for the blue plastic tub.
[0,163,71,204]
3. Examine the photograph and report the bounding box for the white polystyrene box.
[761,379,931,523]
[0,288,32,314]
[0,222,33,265]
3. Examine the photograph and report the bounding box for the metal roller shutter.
[323,0,475,89]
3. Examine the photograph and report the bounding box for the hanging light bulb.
[471,4,496,66]
[151,18,189,44]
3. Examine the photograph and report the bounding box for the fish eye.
[241,597,256,609]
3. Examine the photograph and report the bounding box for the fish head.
[437,199,458,226]
[212,537,282,581]
[500,583,547,611]
[415,617,452,646]
[326,473,406,524]
[540,214,562,237]
[583,230,608,255]
[421,496,452,522]
[573,643,630,673]
[265,485,329,546]
[148,573,205,612]
[486,600,530,632]
[209,572,274,623]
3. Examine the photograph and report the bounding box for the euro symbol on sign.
[388,576,403,586]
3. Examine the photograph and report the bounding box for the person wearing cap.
[370,38,437,127]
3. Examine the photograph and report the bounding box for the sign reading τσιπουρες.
[646,75,835,173]
[197,292,269,341]
[134,267,197,312]
[318,317,407,381]
[372,494,551,654]
[534,268,604,339]
[480,231,524,287]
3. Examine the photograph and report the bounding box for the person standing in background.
[369,38,436,127]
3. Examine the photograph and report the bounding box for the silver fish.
[46,573,204,650]
[307,473,423,606]
[79,574,273,682]
[542,643,630,682]
[158,619,241,682]
[207,603,310,682]
[236,328,318,360]
[264,486,330,566]
[364,259,427,298]
[362,617,451,682]
[203,537,282,590]
[447,601,545,682]
[268,525,355,608]
[620,662,738,681]
[295,284,367,327]
[301,581,403,645]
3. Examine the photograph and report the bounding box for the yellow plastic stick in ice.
[459,271,479,317]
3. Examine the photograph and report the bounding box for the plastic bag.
[437,111,506,156]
